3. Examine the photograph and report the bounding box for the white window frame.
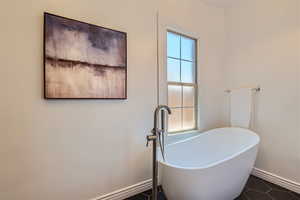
[166,30,198,134]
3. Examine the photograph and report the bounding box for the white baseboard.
[252,168,300,194]
[89,179,152,200]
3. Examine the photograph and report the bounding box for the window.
[167,31,197,133]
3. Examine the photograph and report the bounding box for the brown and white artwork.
[44,13,127,99]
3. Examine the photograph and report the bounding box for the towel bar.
[225,86,261,93]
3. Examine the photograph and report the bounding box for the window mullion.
[167,82,196,87]
[179,36,183,130]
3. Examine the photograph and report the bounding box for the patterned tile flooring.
[126,176,300,200]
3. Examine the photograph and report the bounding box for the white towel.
[230,88,253,128]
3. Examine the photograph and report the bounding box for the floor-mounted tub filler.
[159,127,260,200]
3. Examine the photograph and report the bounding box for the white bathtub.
[159,127,260,200]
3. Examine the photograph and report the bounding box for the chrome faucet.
[146,105,171,200]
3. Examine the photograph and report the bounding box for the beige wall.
[224,0,300,183]
[0,0,226,199]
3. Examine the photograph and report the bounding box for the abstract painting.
[44,13,127,99]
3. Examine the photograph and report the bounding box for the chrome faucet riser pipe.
[152,134,158,200]
[147,105,171,200]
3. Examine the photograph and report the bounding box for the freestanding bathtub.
[159,127,260,200]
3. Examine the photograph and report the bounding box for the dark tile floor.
[126,176,300,200]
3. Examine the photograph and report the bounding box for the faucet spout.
[154,105,171,116]
[153,105,171,129]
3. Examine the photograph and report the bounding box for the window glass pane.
[183,108,195,130]
[167,58,180,82]
[168,85,182,107]
[181,61,195,83]
[168,108,182,132]
[167,32,180,58]
[183,86,195,107]
[181,37,195,61]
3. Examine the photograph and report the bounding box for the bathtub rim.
[159,127,260,170]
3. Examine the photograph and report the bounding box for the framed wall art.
[44,13,127,99]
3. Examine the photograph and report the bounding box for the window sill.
[166,129,201,145]
[167,129,200,136]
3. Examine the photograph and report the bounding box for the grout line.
[261,181,273,193]
[266,193,275,200]
[243,192,250,200]
[290,192,300,199]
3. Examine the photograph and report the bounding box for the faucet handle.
[146,134,157,147]
[151,128,156,134]
[151,128,163,135]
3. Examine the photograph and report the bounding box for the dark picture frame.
[44,12,127,99]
